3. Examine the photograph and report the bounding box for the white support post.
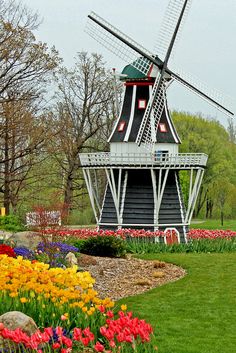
[87,170,101,214]
[150,169,158,230]
[105,168,121,224]
[175,171,187,242]
[82,169,99,223]
[156,169,169,218]
[110,168,118,205]
[188,168,193,210]
[93,170,100,206]
[185,169,204,223]
[158,169,162,198]
[188,169,205,222]
[119,171,128,227]
[117,169,122,206]
[91,170,102,213]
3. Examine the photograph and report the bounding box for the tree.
[0,98,53,213]
[49,52,118,211]
[0,0,59,104]
[214,180,235,225]
[0,0,61,214]
[227,118,236,143]
[173,111,236,218]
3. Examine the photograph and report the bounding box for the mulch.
[77,254,186,301]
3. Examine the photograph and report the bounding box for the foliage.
[76,208,96,226]
[173,111,236,218]
[0,215,25,232]
[80,235,127,258]
[68,238,86,250]
[126,237,236,254]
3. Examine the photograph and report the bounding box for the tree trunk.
[195,187,208,217]
[206,198,214,219]
[209,200,214,219]
[221,210,224,226]
[11,196,18,214]
[64,173,73,212]
[206,198,210,218]
[3,121,10,215]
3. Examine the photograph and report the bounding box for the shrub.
[80,235,126,257]
[0,215,25,232]
[68,238,86,249]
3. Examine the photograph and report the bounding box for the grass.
[118,253,236,353]
[191,218,236,231]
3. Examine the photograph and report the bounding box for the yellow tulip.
[20,297,28,303]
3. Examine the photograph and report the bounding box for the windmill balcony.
[79,152,208,169]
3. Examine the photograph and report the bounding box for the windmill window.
[159,123,167,132]
[118,121,126,132]
[138,99,147,109]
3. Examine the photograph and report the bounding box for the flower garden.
[0,227,236,352]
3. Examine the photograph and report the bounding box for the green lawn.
[118,253,236,353]
[191,219,236,231]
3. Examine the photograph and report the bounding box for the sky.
[23,0,236,126]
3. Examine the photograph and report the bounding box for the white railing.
[79,152,208,168]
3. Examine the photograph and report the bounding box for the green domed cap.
[121,63,146,80]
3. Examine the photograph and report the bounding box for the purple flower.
[14,247,34,260]
[37,242,79,254]
[36,242,79,268]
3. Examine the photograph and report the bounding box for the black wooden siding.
[99,169,187,240]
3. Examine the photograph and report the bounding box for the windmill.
[79,0,233,243]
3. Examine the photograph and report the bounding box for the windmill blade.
[154,0,193,61]
[86,11,162,76]
[136,73,166,150]
[170,68,234,117]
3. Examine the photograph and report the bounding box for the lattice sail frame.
[154,0,193,60]
[172,67,234,115]
[136,73,166,151]
[85,12,153,76]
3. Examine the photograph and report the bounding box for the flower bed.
[12,241,79,268]
[0,244,16,257]
[0,255,114,328]
[0,310,155,352]
[43,228,166,240]
[42,227,236,241]
[188,229,236,239]
[0,253,157,352]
